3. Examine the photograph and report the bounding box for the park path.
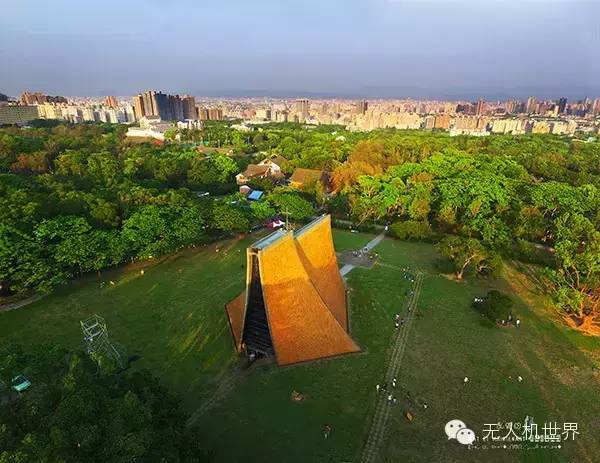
[340,231,386,276]
[360,271,424,463]
[0,293,44,313]
[186,366,246,427]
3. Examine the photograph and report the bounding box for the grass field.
[1,229,599,462]
[373,239,600,462]
[0,234,255,409]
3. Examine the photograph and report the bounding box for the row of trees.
[1,121,599,333]
[335,138,600,334]
[0,123,314,295]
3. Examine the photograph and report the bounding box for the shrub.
[510,239,556,267]
[390,220,432,241]
[473,290,514,323]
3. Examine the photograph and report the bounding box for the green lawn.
[332,228,373,252]
[1,231,599,462]
[374,239,600,463]
[0,235,256,409]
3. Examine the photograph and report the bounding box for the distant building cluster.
[0,89,220,127]
[0,91,137,125]
[220,96,599,136]
[132,91,196,121]
[20,92,68,105]
[1,89,599,137]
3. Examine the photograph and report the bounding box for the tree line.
[1,121,599,333]
[331,134,600,334]
[0,123,313,295]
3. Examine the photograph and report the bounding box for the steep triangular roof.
[258,232,358,365]
[225,215,358,365]
[294,215,348,330]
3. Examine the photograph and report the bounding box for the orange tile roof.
[259,232,358,365]
[289,168,326,186]
[294,215,348,330]
[241,164,270,177]
[224,214,358,366]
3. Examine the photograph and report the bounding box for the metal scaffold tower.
[80,314,124,369]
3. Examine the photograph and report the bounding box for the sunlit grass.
[1,231,599,462]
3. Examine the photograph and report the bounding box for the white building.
[126,116,174,141]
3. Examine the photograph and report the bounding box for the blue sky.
[1,0,599,99]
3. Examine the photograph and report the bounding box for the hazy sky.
[1,0,599,99]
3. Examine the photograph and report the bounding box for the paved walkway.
[340,231,386,276]
[360,272,424,463]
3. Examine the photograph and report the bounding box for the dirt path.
[0,293,45,313]
[360,272,424,463]
[186,366,246,427]
[186,357,273,428]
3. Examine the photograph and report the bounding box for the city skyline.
[4,87,597,136]
[1,0,599,99]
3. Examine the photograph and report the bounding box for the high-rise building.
[198,107,209,120]
[255,108,271,120]
[356,100,368,114]
[592,98,600,116]
[105,96,118,108]
[168,94,184,121]
[21,92,45,105]
[182,96,196,119]
[132,90,176,120]
[152,91,170,120]
[142,92,155,116]
[295,99,309,121]
[131,91,196,121]
[475,99,485,116]
[208,108,223,120]
[433,114,451,129]
[505,101,515,114]
[526,96,538,114]
[275,110,288,122]
[506,100,523,114]
[19,92,66,105]
[132,94,145,119]
[557,97,567,114]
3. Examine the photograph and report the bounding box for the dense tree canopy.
[0,344,207,462]
[1,121,599,333]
